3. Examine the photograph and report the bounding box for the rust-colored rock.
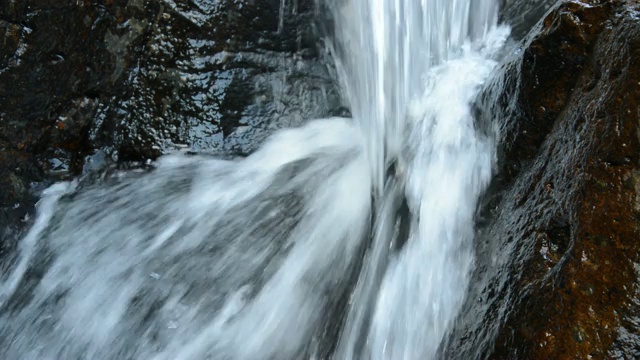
[495,1,640,357]
[446,0,640,358]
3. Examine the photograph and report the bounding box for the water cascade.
[0,0,510,359]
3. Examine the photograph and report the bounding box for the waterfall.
[330,1,508,358]
[0,0,510,359]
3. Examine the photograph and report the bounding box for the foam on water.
[331,1,507,357]
[0,0,509,359]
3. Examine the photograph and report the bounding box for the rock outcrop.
[447,0,640,358]
[0,0,341,243]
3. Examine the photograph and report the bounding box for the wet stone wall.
[0,0,344,244]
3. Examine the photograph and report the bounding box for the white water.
[0,0,509,359]
[331,2,508,357]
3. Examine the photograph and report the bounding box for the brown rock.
[446,0,640,358]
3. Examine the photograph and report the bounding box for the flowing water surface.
[0,0,510,358]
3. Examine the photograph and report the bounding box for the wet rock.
[0,1,342,239]
[0,1,132,233]
[446,0,640,358]
[86,0,341,161]
[500,0,562,39]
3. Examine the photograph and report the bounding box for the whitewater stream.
[0,0,510,359]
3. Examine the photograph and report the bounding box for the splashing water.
[331,1,508,358]
[0,0,509,359]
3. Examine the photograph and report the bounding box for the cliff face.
[0,0,341,242]
[447,1,640,358]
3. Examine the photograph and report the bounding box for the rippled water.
[0,0,509,359]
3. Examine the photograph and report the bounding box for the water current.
[0,0,510,359]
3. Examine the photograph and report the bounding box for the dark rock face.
[1,1,120,229]
[500,0,559,39]
[0,0,342,240]
[446,0,640,358]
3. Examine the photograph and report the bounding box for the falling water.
[330,1,508,358]
[0,0,509,359]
